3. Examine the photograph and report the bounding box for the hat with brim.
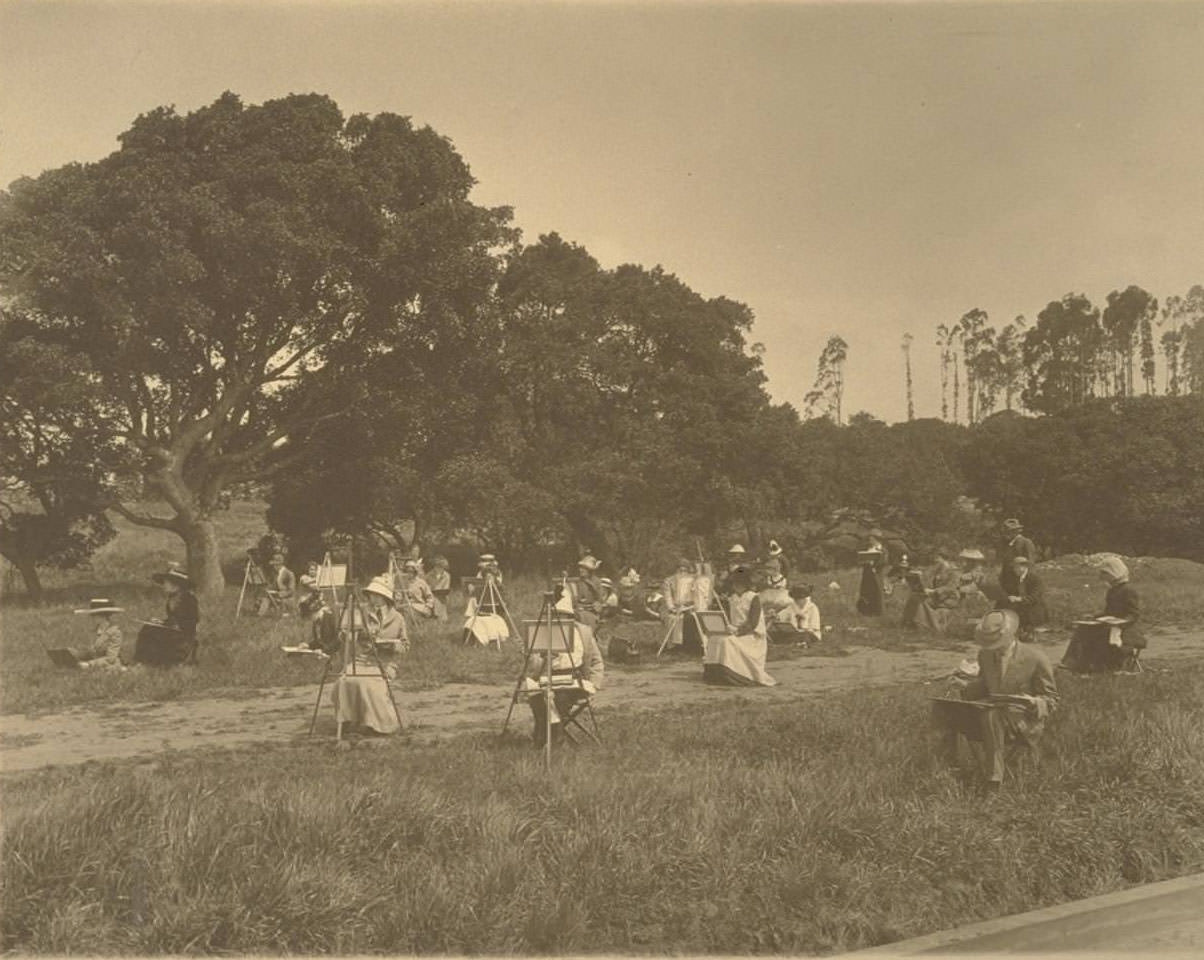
[478,554,496,563]
[151,566,192,587]
[958,548,985,561]
[74,598,124,615]
[1003,518,1023,530]
[727,544,746,556]
[975,610,1019,650]
[768,540,782,557]
[577,555,601,571]
[1011,555,1030,566]
[363,575,395,602]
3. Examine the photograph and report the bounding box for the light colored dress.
[704,590,776,686]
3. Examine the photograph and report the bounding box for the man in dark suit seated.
[934,609,1059,792]
[997,555,1047,641]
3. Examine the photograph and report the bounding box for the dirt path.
[2,628,1199,775]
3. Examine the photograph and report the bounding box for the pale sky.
[3,0,1202,421]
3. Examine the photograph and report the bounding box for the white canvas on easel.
[316,552,347,604]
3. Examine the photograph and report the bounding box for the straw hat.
[74,597,124,615]
[577,555,601,571]
[975,610,1019,650]
[727,544,746,556]
[767,540,783,557]
[478,553,496,564]
[363,574,395,602]
[958,548,985,561]
[151,564,192,587]
[1003,518,1023,531]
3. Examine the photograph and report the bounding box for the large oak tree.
[0,93,513,596]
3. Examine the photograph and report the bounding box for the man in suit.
[999,518,1037,568]
[998,555,1047,640]
[936,609,1059,790]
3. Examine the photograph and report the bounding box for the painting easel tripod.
[235,554,275,618]
[501,589,600,768]
[463,573,520,649]
[308,551,404,740]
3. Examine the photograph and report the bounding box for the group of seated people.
[64,563,201,670]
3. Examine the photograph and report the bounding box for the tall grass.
[4,664,1204,955]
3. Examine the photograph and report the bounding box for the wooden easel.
[463,573,520,649]
[656,567,729,656]
[316,552,347,606]
[501,590,600,768]
[235,556,274,618]
[308,557,404,740]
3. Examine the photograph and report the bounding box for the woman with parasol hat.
[134,564,200,666]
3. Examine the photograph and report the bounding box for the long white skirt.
[465,611,510,645]
[703,633,777,686]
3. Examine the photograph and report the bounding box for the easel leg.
[501,624,537,735]
[309,659,332,736]
[656,614,679,657]
[236,561,250,618]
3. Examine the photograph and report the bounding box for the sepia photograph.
[2,0,1203,955]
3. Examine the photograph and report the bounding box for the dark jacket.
[1103,581,1144,649]
[997,569,1047,628]
[165,591,200,639]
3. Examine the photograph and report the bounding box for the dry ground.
[2,626,1199,775]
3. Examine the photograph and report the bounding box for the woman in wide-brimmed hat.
[72,598,127,671]
[134,565,199,666]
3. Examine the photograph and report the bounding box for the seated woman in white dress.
[330,574,403,735]
[704,569,776,686]
[463,555,510,646]
[769,584,821,646]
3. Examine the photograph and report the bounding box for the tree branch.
[107,500,179,532]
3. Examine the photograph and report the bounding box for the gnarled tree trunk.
[180,517,225,600]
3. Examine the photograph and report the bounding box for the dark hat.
[151,564,192,587]
[74,597,124,615]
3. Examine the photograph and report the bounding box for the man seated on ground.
[935,609,1058,792]
[524,613,605,746]
[769,584,821,646]
[397,560,437,619]
[703,568,776,686]
[997,555,1047,641]
[1061,555,1144,674]
[72,598,126,671]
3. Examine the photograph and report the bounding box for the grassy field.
[4,662,1204,955]
[4,501,1204,715]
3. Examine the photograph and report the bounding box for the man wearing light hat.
[72,598,126,671]
[938,609,1058,789]
[999,518,1037,569]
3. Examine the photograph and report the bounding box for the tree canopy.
[0,92,513,595]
